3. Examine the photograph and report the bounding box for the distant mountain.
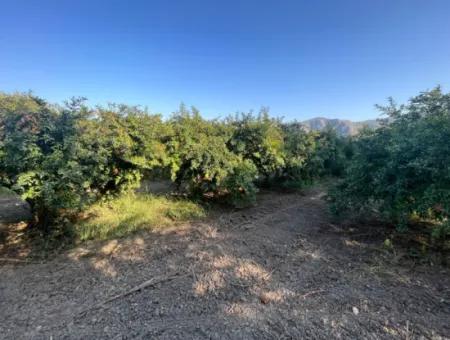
[301,117,379,136]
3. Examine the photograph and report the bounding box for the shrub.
[168,105,237,196]
[315,127,353,177]
[228,109,285,180]
[0,93,95,229]
[0,94,169,230]
[280,123,319,186]
[163,105,264,207]
[78,105,172,196]
[224,159,259,207]
[330,87,450,242]
[0,92,351,235]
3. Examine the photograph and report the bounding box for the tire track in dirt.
[215,188,327,235]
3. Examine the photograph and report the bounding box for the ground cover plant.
[77,193,205,241]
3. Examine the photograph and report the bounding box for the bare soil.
[1,187,449,339]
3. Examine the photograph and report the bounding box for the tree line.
[0,88,448,245]
[0,93,347,230]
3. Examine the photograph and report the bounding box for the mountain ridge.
[300,117,379,136]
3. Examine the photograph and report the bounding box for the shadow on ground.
[1,188,449,339]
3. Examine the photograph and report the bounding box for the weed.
[77,193,205,241]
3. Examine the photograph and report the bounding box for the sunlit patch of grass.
[77,193,205,241]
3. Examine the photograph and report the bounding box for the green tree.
[0,95,170,230]
[228,108,285,180]
[167,105,258,206]
[280,123,320,186]
[0,93,92,229]
[330,87,450,241]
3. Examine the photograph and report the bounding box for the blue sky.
[1,0,449,121]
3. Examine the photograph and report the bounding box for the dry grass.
[77,193,205,241]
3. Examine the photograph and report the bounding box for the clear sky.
[1,0,449,121]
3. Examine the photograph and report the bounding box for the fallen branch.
[299,289,325,299]
[0,257,39,264]
[78,271,188,316]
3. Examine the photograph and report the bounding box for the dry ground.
[1,187,449,339]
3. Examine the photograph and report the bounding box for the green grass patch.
[77,193,205,241]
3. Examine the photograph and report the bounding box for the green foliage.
[330,87,450,242]
[315,127,353,177]
[168,105,236,195]
[3,88,448,251]
[276,123,351,189]
[431,222,450,245]
[0,94,170,230]
[0,92,346,234]
[280,123,320,187]
[224,159,259,207]
[79,104,171,195]
[228,109,285,180]
[0,93,95,228]
[77,193,205,240]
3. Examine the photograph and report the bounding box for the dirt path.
[1,188,449,339]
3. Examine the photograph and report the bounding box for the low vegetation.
[77,193,205,241]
